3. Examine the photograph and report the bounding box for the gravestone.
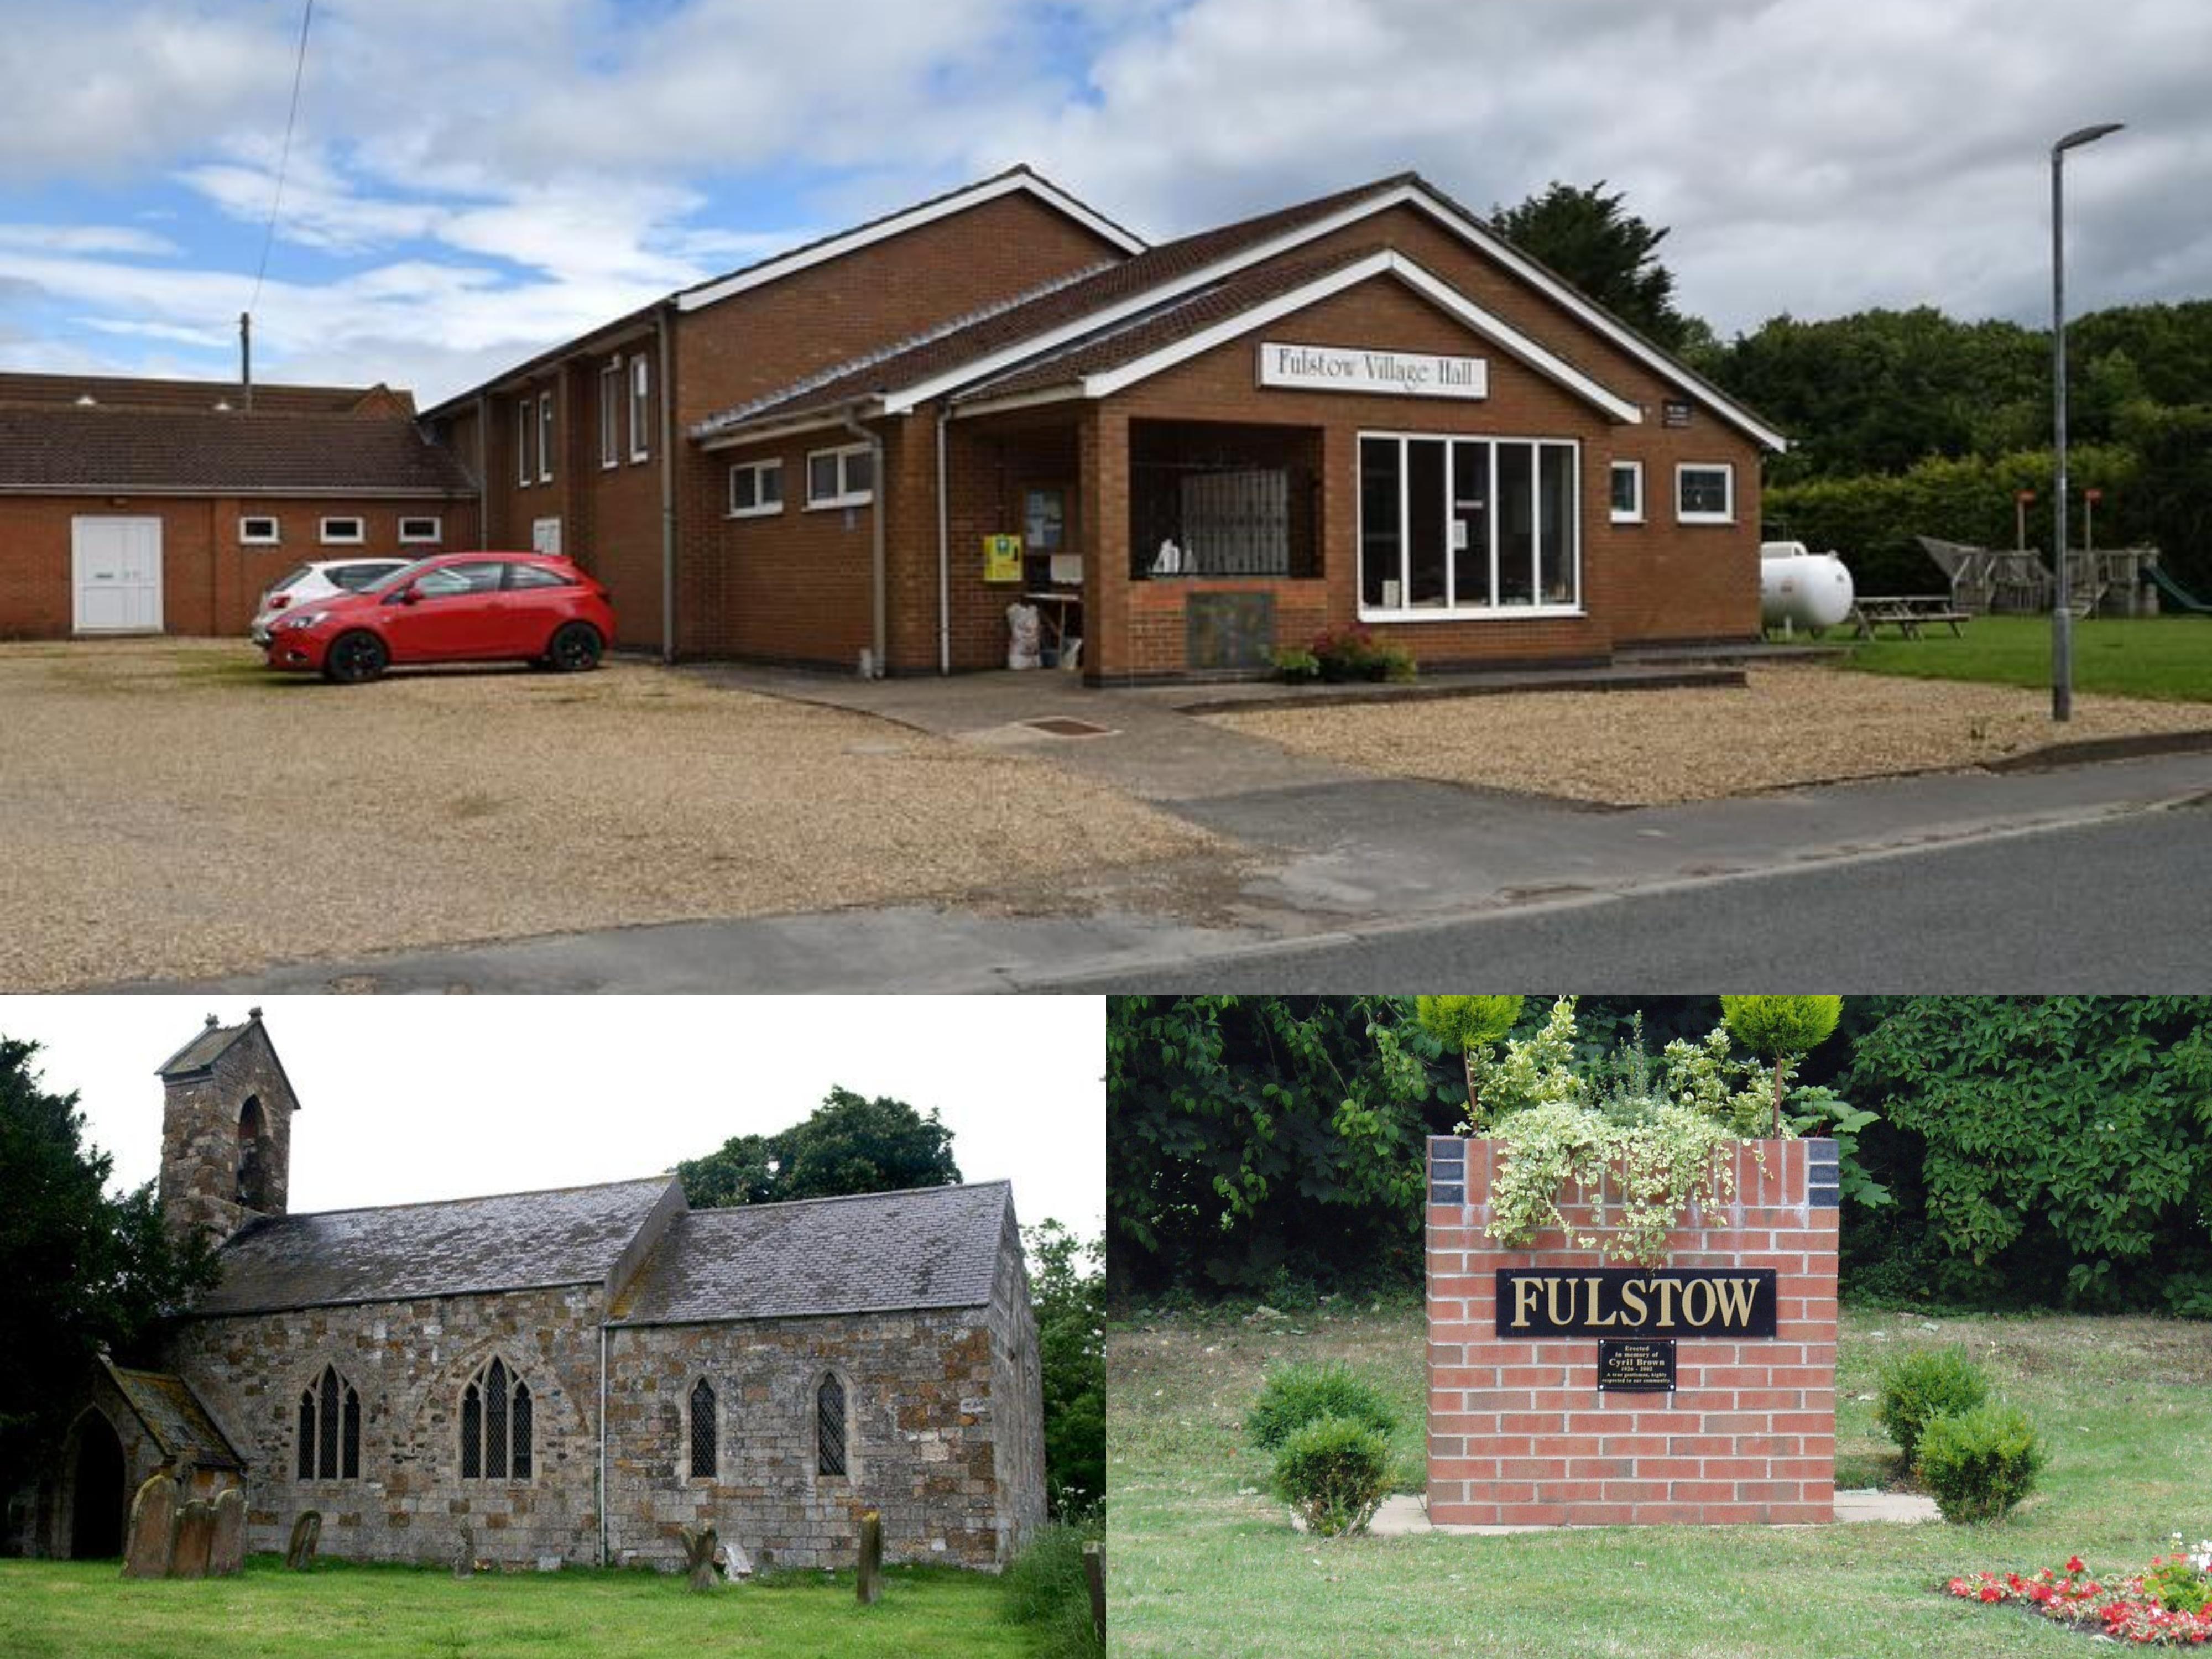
[170,1500,216,1579]
[284,1510,322,1571]
[856,1511,883,1606]
[120,1472,179,1580]
[453,1524,475,1579]
[207,1489,246,1578]
[679,1525,718,1593]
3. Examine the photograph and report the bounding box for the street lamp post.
[2051,121,2124,723]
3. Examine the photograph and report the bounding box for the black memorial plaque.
[1495,1267,1777,1338]
[1597,1339,1677,1392]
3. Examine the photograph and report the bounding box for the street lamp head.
[2055,122,2126,155]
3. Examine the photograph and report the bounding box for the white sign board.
[1258,341,1488,400]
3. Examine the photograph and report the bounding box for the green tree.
[0,1037,218,1496]
[1025,1221,1103,1514]
[679,1086,961,1208]
[1720,997,1843,1136]
[1490,181,1694,349]
[1415,995,1524,1120]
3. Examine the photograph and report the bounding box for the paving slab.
[1366,1489,1939,1536]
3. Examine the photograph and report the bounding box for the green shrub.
[1247,1361,1399,1450]
[1270,645,1321,684]
[1875,1345,1989,1465]
[1271,1414,1391,1537]
[1001,1518,1104,1659]
[2144,1554,2212,1615]
[1916,1401,2046,1522]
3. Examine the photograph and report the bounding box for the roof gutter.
[837,403,888,678]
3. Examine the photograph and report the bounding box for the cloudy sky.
[0,995,1104,1238]
[0,0,2200,403]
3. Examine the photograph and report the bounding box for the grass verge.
[1837,614,2212,702]
[1108,1302,2212,1657]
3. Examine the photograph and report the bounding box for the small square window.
[806,444,874,510]
[239,516,280,545]
[1610,462,1644,525]
[728,460,785,518]
[1676,463,1734,524]
[319,517,366,545]
[399,516,442,544]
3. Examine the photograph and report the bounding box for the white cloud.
[0,225,179,256]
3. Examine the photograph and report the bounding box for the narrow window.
[461,1381,482,1479]
[599,359,620,468]
[538,392,555,484]
[1676,462,1735,524]
[690,1379,717,1479]
[512,1383,532,1479]
[342,1386,361,1480]
[1610,461,1644,524]
[296,1394,314,1480]
[298,1365,362,1481]
[629,356,651,463]
[816,1374,848,1478]
[461,1358,532,1480]
[517,396,535,487]
[319,1367,340,1477]
[485,1358,509,1479]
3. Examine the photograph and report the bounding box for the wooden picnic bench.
[1849,596,1972,639]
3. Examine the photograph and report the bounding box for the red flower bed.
[1947,1554,2212,1645]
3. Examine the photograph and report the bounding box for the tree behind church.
[1491,180,1695,352]
[677,1086,961,1208]
[0,1037,217,1500]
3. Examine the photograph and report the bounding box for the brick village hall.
[0,166,1784,680]
[11,1012,1046,1573]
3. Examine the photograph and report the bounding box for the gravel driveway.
[1204,664,2212,806]
[0,642,1213,989]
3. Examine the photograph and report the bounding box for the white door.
[71,517,164,633]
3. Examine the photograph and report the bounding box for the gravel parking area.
[0,642,1213,989]
[1204,664,2212,806]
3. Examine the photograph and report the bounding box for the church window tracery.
[816,1373,848,1478]
[296,1365,361,1480]
[461,1357,534,1479]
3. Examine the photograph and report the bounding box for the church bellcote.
[155,1008,302,1243]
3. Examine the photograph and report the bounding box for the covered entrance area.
[64,1410,126,1559]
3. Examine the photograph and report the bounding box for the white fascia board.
[1064,251,1642,424]
[676,174,1144,315]
[881,192,1431,414]
[696,409,872,452]
[945,384,1087,422]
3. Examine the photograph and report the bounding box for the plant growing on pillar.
[1415,995,1524,1122]
[1720,996,1844,1136]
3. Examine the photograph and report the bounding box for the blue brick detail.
[1806,1138,1840,1167]
[1430,1183,1466,1206]
[1428,1137,1465,1161]
[1808,1182,1841,1209]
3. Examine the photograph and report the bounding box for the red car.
[261,552,616,684]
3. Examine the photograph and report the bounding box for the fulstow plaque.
[1597,1339,1677,1392]
[1495,1267,1777,1338]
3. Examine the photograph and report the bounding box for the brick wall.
[1426,1135,1838,1527]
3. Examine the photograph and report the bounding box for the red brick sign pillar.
[1426,1136,1838,1526]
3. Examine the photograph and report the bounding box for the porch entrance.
[67,1413,126,1559]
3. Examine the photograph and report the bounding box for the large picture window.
[1358,432,1580,617]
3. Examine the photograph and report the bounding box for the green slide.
[2145,564,2212,614]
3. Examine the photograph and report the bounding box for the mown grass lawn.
[1109,1301,2212,1658]
[0,1557,1039,1659]
[1835,614,2212,702]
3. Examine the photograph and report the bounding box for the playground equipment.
[1759,540,1855,631]
[1916,536,2166,618]
[2145,562,2212,614]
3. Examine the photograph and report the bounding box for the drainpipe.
[838,404,887,677]
[657,307,677,664]
[597,1322,609,1568]
[935,406,952,675]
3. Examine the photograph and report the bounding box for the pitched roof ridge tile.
[255,1172,672,1225]
[676,1178,1010,1219]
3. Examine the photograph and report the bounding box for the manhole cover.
[1022,717,1115,738]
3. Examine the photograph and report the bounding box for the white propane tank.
[1759,540,1855,630]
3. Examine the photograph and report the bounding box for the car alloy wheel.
[324,630,389,685]
[548,622,603,673]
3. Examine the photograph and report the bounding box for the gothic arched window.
[816,1373,848,1478]
[689,1378,717,1479]
[461,1358,534,1480]
[296,1365,360,1481]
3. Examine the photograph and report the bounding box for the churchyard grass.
[1837,614,2212,702]
[1109,1301,2212,1657]
[0,1557,1038,1659]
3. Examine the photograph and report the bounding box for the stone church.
[23,1011,1046,1572]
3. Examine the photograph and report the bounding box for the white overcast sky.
[0,996,1103,1240]
[0,0,2200,401]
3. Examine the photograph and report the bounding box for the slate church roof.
[195,1177,678,1315]
[102,1360,244,1472]
[614,1181,1014,1326]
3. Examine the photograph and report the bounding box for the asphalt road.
[1037,802,2212,992]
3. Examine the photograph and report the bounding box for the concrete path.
[1366,1489,1939,1536]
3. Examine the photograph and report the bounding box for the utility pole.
[2050,121,2124,723]
[239,312,254,413]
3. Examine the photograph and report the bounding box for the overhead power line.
[249,0,316,316]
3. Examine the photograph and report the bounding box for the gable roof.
[612,1181,1013,1326]
[156,1016,257,1078]
[102,1361,244,1472]
[0,371,413,418]
[0,406,476,498]
[190,1177,678,1316]
[692,171,1785,451]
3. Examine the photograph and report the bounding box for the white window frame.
[805,443,875,511]
[599,358,621,469]
[1610,461,1644,525]
[1675,462,1736,525]
[538,391,555,484]
[629,354,651,463]
[517,396,534,488]
[1355,429,1583,622]
[398,515,442,544]
[727,458,785,519]
[238,515,280,545]
[318,516,366,546]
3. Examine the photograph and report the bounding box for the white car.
[251,559,414,645]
